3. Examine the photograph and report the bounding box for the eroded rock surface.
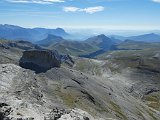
[19,50,61,73]
[0,64,106,120]
[0,42,160,120]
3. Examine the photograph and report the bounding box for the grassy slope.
[97,41,160,71]
[48,40,100,56]
[96,41,160,114]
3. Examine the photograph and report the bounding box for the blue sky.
[0,0,160,31]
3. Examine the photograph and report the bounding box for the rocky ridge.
[19,50,61,73]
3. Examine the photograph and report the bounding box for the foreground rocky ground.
[0,40,160,120]
[0,64,107,120]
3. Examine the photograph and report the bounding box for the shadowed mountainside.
[37,34,119,57]
[36,34,100,56]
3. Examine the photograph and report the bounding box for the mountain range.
[1,24,160,43]
[0,24,69,42]
[36,34,118,57]
[112,33,160,42]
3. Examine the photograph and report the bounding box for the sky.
[0,0,160,32]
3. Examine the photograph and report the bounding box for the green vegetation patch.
[109,101,128,120]
[143,92,160,111]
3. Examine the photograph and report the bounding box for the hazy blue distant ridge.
[0,24,69,42]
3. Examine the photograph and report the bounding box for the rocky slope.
[72,41,160,119]
[0,64,106,120]
[0,40,73,67]
[0,40,160,120]
[0,40,43,65]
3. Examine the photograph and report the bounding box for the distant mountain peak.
[93,34,112,42]
[128,33,160,42]
[36,34,64,47]
[97,34,106,38]
[85,34,116,50]
[139,33,159,36]
[0,24,23,29]
[95,34,112,40]
[56,27,65,31]
[86,34,110,40]
[0,24,69,41]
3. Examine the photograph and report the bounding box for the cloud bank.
[6,0,65,4]
[152,0,160,3]
[64,6,105,14]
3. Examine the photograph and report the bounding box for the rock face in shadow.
[19,50,61,73]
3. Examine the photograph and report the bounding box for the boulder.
[19,50,61,73]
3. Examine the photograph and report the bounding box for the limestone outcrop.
[19,50,61,73]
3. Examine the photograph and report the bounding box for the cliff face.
[19,50,61,73]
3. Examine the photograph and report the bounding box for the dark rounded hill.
[36,34,64,47]
[19,50,61,73]
[85,34,115,50]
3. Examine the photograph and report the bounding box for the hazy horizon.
[1,23,160,37]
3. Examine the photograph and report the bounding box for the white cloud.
[152,0,160,3]
[6,0,65,4]
[81,6,105,14]
[63,7,80,12]
[63,6,105,14]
